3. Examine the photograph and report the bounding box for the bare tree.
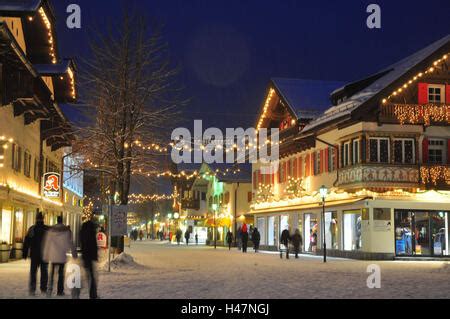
[73,10,183,205]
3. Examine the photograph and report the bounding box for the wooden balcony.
[380,103,450,126]
[337,164,420,190]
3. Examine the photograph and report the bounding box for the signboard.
[111,205,128,236]
[42,172,61,198]
[96,232,107,248]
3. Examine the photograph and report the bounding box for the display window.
[343,210,362,251]
[304,213,318,252]
[257,217,266,245]
[325,212,338,250]
[1,208,12,244]
[14,208,24,242]
[395,210,449,256]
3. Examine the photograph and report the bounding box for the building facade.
[251,36,450,259]
[0,1,80,261]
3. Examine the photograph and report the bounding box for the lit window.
[428,139,446,164]
[369,138,390,163]
[428,85,445,104]
[394,139,415,164]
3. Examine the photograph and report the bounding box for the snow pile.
[99,253,143,271]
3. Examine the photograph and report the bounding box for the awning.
[250,197,370,214]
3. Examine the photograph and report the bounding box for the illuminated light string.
[38,7,57,64]
[420,166,450,186]
[381,53,449,105]
[393,104,450,126]
[67,67,76,100]
[83,193,174,204]
[0,182,63,207]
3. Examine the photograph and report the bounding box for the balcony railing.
[337,164,419,188]
[380,103,450,126]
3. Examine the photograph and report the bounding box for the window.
[352,139,360,164]
[23,151,31,177]
[394,139,415,164]
[343,142,350,166]
[428,139,446,164]
[201,192,206,201]
[369,138,389,163]
[314,151,321,175]
[11,144,21,172]
[428,85,445,104]
[329,147,336,171]
[343,210,362,251]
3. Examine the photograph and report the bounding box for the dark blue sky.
[53,0,450,130]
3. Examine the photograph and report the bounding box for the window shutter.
[11,144,15,169]
[258,170,263,186]
[286,160,291,180]
[272,172,275,185]
[278,162,282,183]
[422,138,429,163]
[248,192,252,202]
[298,156,303,177]
[448,139,450,164]
[361,136,366,163]
[325,148,329,173]
[293,158,297,178]
[335,145,339,170]
[305,154,310,176]
[320,150,324,174]
[312,152,316,175]
[446,84,450,104]
[418,83,428,104]
[18,146,22,172]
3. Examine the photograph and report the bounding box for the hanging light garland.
[82,201,94,220]
[393,103,450,126]
[257,88,276,130]
[38,7,57,64]
[420,166,450,186]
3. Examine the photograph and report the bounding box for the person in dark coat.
[80,217,99,299]
[195,233,198,245]
[23,212,49,296]
[280,228,291,259]
[184,230,190,245]
[241,224,249,253]
[226,230,233,250]
[252,228,261,253]
[291,229,303,258]
[176,229,182,245]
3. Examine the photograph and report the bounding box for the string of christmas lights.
[420,166,450,186]
[393,104,450,126]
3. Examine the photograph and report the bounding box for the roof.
[34,59,76,75]
[271,78,345,118]
[302,34,450,133]
[0,0,41,13]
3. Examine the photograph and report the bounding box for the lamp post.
[319,185,328,263]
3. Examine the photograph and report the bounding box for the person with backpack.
[291,229,303,258]
[241,224,249,253]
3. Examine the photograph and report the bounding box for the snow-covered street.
[1,241,449,299]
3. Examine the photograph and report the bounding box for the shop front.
[395,210,449,257]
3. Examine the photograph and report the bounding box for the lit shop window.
[394,139,415,164]
[369,138,389,163]
[428,139,446,164]
[343,210,362,251]
[324,212,338,250]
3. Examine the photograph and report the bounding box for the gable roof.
[0,0,42,14]
[302,34,450,133]
[271,78,345,119]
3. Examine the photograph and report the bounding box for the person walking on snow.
[241,224,249,253]
[184,230,190,245]
[226,230,233,250]
[195,233,198,245]
[79,216,99,299]
[237,226,242,251]
[23,212,49,296]
[43,216,77,297]
[280,228,291,259]
[291,229,303,259]
[176,229,182,245]
[252,228,261,253]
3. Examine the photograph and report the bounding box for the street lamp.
[319,185,328,263]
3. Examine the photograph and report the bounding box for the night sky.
[53,0,450,130]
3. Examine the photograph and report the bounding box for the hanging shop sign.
[96,232,107,249]
[42,172,61,198]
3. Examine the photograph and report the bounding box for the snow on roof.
[302,34,450,133]
[34,60,73,75]
[0,0,41,13]
[271,78,345,118]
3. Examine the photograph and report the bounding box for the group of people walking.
[175,229,198,245]
[225,224,261,253]
[23,212,99,299]
[130,229,144,241]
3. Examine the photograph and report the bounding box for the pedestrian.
[23,212,49,296]
[291,229,303,259]
[79,216,99,299]
[42,216,77,297]
[237,226,242,251]
[226,230,233,250]
[139,230,144,241]
[280,228,290,259]
[176,229,182,245]
[241,224,249,253]
[252,227,261,253]
[184,230,190,245]
[195,233,198,245]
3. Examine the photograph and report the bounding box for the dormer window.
[428,85,445,104]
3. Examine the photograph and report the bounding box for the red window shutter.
[287,160,291,179]
[422,138,429,163]
[312,152,317,175]
[305,154,310,176]
[278,163,281,183]
[446,84,450,104]
[293,158,297,178]
[298,156,302,177]
[325,148,329,173]
[418,83,428,105]
[284,161,287,182]
[334,145,339,170]
[272,172,275,185]
[258,170,263,186]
